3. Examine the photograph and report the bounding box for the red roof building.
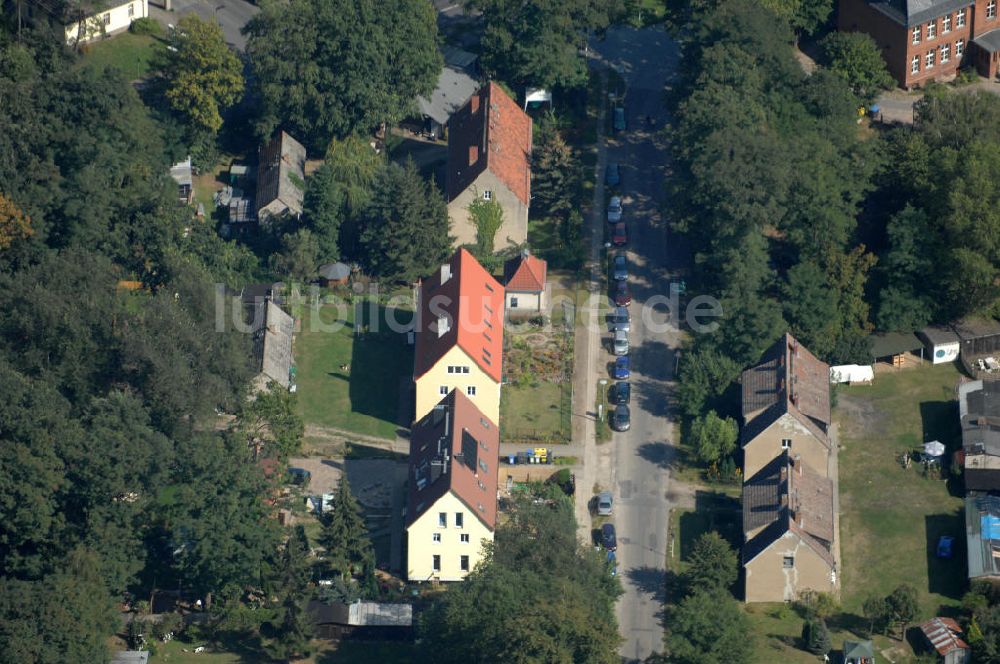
[413,249,505,423]
[503,252,547,314]
[445,82,532,251]
[920,617,971,662]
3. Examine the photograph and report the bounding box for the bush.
[129,17,161,36]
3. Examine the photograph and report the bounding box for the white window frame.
[912,55,920,74]
[432,533,441,543]
[957,39,965,57]
[957,8,967,27]
[912,26,921,44]
[102,12,111,25]
[438,512,447,528]
[483,190,493,200]
[926,50,936,69]
[460,533,470,543]
[990,0,998,19]
[455,513,464,529]
[781,438,792,450]
[941,43,951,63]
[943,14,952,33]
[927,20,936,39]
[467,386,476,396]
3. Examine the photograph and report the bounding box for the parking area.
[150,0,258,50]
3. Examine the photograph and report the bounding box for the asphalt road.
[589,26,682,662]
[152,0,259,50]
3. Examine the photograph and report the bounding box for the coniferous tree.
[358,161,451,283]
[320,478,375,579]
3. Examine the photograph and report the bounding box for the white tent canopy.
[524,88,553,110]
[924,440,946,457]
[829,364,874,384]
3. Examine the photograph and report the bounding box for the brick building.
[839,0,1000,87]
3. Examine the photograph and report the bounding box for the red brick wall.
[838,0,975,88]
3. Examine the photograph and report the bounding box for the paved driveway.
[589,25,681,662]
[151,0,258,50]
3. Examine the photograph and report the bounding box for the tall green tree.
[469,0,624,88]
[244,0,441,150]
[359,161,451,282]
[264,526,315,662]
[532,119,577,219]
[269,229,320,283]
[820,31,894,104]
[667,590,753,664]
[162,15,244,134]
[690,410,738,466]
[320,478,374,579]
[683,531,738,593]
[234,388,304,462]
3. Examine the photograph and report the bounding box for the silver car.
[613,329,629,356]
[609,306,630,332]
[597,491,613,516]
[607,196,623,223]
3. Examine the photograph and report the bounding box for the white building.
[64,0,147,45]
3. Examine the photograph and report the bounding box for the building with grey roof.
[255,131,307,222]
[416,46,479,139]
[250,300,294,391]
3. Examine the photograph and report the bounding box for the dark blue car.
[613,356,630,380]
[937,535,954,559]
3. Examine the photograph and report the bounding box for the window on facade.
[439,385,448,395]
[447,366,470,374]
[432,555,441,572]
[467,386,476,396]
[783,556,795,569]
[941,44,951,63]
[990,0,998,19]
[911,56,920,74]
[479,459,488,473]
[438,512,447,528]
[781,438,792,450]
[455,513,464,528]
[943,14,952,32]
[927,21,937,39]
[460,555,470,571]
[912,26,921,44]
[510,296,519,308]
[102,12,111,25]
[957,39,965,57]
[432,533,441,543]
[128,3,134,16]
[926,50,936,68]
[957,8,967,27]
[483,190,493,200]
[461,533,470,543]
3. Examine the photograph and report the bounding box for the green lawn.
[501,380,569,443]
[151,640,241,663]
[838,362,964,616]
[81,32,162,80]
[296,301,413,440]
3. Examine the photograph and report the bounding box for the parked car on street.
[612,381,631,404]
[607,196,623,223]
[614,280,632,307]
[613,329,629,356]
[612,222,628,246]
[597,491,613,516]
[607,550,618,577]
[609,305,630,332]
[605,163,620,186]
[613,107,626,132]
[611,404,631,432]
[613,254,628,281]
[602,522,618,550]
[613,355,630,379]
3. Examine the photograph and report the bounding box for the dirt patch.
[288,456,343,495]
[835,393,888,440]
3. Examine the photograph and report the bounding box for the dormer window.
[483,190,493,200]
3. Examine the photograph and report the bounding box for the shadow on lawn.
[348,305,414,429]
[677,491,742,559]
[925,511,966,600]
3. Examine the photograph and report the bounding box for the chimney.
[471,94,480,114]
[468,145,479,166]
[441,263,452,285]
[794,454,802,475]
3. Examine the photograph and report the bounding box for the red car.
[612,222,627,246]
[614,280,632,307]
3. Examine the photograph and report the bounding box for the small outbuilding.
[870,331,923,367]
[919,617,970,664]
[955,318,1000,377]
[503,252,547,314]
[250,300,294,391]
[843,639,874,664]
[416,46,479,140]
[307,600,412,640]
[919,325,961,365]
[169,157,194,206]
[255,131,307,223]
[317,262,351,288]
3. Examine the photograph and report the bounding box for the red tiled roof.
[414,248,504,383]
[503,253,547,293]
[920,617,970,656]
[446,82,532,206]
[742,332,831,431]
[406,390,499,531]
